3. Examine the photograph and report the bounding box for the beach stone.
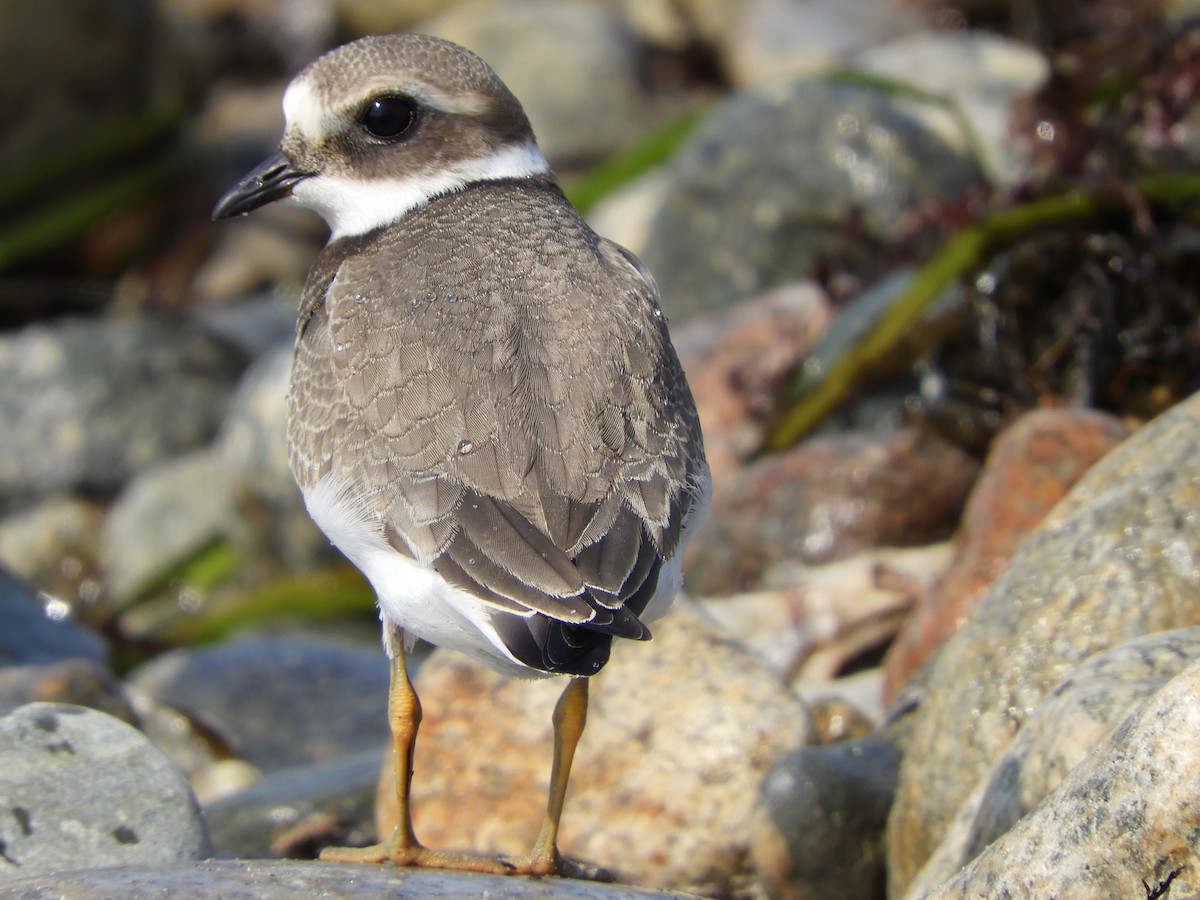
[375,600,812,897]
[724,0,924,86]
[886,390,1200,897]
[641,77,981,319]
[752,736,899,900]
[0,659,132,723]
[127,634,389,772]
[216,342,333,575]
[101,449,231,605]
[0,703,210,884]
[882,408,1131,701]
[0,565,105,667]
[916,658,1200,899]
[0,495,105,591]
[851,30,1050,185]
[685,428,978,596]
[0,315,246,511]
[906,627,1200,897]
[203,750,383,859]
[0,859,697,899]
[422,0,653,166]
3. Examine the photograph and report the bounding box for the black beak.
[212,151,312,220]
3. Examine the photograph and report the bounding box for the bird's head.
[212,34,550,240]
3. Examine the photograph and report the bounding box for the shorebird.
[213,33,709,876]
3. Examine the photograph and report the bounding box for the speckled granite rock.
[886,391,1200,896]
[883,408,1131,702]
[915,658,1200,899]
[906,627,1200,897]
[641,77,981,319]
[374,600,812,897]
[0,703,210,885]
[0,859,696,899]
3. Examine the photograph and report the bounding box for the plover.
[213,33,709,876]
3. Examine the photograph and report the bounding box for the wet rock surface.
[752,736,899,900]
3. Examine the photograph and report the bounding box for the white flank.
[292,142,551,240]
[303,474,543,677]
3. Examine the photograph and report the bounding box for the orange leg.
[319,635,511,873]
[505,675,589,875]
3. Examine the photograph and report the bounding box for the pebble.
[685,428,977,596]
[916,658,1200,899]
[907,626,1200,896]
[0,565,105,667]
[752,735,899,900]
[0,703,210,885]
[0,316,246,511]
[887,389,1200,897]
[641,77,981,319]
[882,407,1132,701]
[127,634,389,772]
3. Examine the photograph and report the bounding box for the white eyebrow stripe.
[291,142,551,240]
[282,78,327,146]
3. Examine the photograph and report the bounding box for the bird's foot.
[500,850,615,881]
[319,840,513,875]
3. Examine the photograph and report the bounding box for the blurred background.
[5,0,1200,896]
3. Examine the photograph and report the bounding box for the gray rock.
[0,703,210,884]
[723,0,925,86]
[851,30,1051,185]
[887,389,1200,897]
[0,494,104,589]
[0,659,132,722]
[0,565,104,666]
[0,315,246,511]
[127,634,389,771]
[752,736,898,900]
[907,627,1200,897]
[203,750,383,859]
[422,0,654,166]
[917,658,1200,899]
[101,449,231,605]
[641,77,982,319]
[0,859,696,899]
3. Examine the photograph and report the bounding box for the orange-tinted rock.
[882,408,1130,702]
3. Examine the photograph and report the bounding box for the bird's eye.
[361,96,415,139]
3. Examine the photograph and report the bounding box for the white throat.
[292,142,551,240]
